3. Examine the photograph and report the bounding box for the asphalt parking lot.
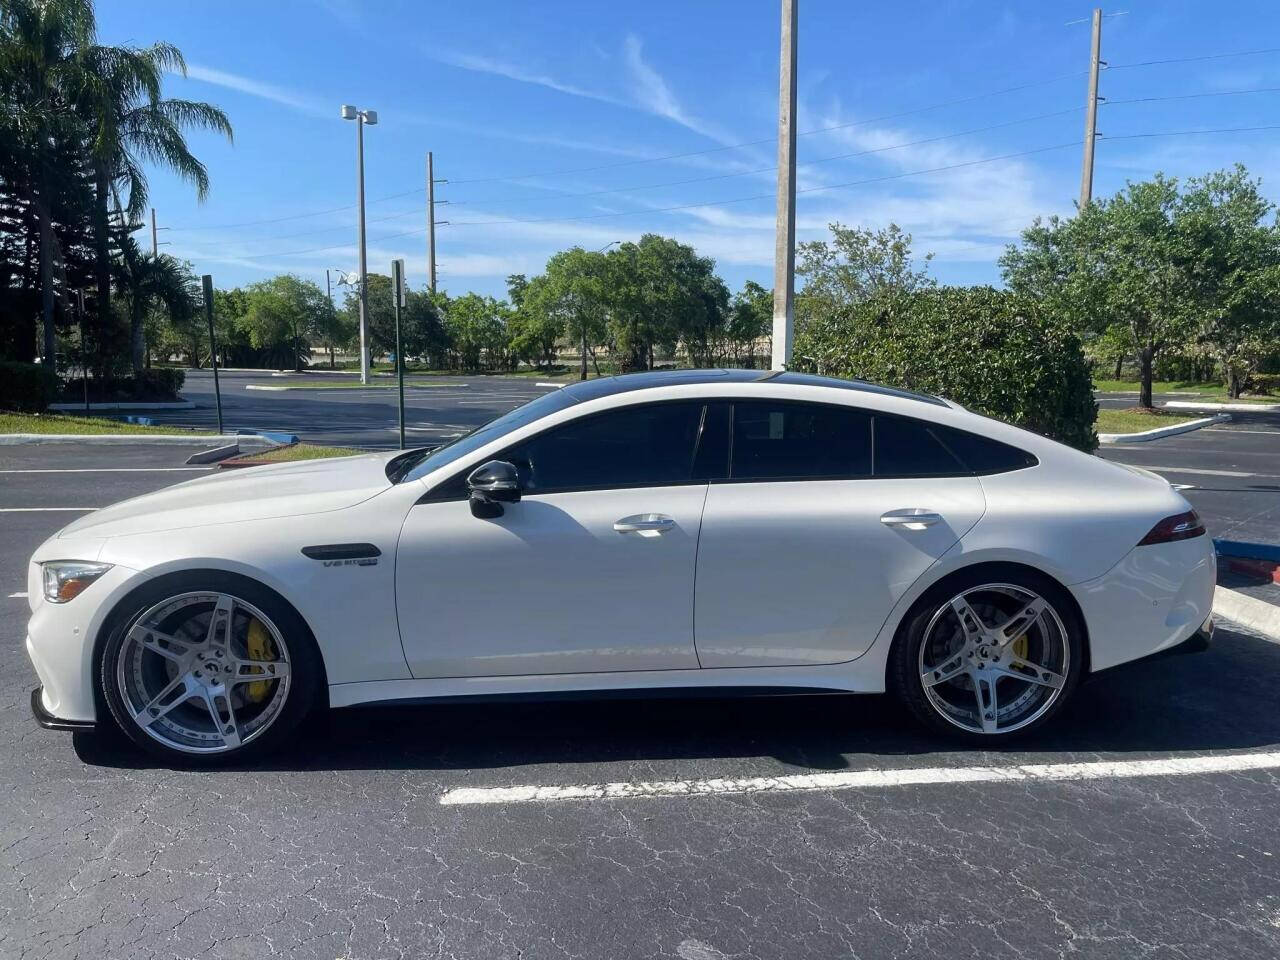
[3,442,1280,958]
[139,369,556,449]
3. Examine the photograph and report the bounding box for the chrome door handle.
[613,514,676,535]
[880,509,943,530]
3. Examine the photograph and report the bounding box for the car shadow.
[74,626,1280,773]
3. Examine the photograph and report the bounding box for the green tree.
[507,273,563,371]
[1178,166,1280,398]
[240,274,328,370]
[727,280,772,367]
[796,222,934,333]
[113,234,196,370]
[528,247,610,380]
[444,292,508,372]
[1002,175,1196,409]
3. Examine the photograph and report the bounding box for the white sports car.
[27,370,1215,762]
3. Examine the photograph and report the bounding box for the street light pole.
[772,0,798,371]
[342,104,378,384]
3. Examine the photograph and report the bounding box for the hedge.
[0,361,60,413]
[794,286,1098,451]
[59,367,186,402]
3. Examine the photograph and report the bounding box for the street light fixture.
[341,104,377,383]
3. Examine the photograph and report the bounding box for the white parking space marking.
[439,751,1280,806]
[0,507,98,512]
[0,468,209,474]
[1204,428,1280,435]
[7,592,26,598]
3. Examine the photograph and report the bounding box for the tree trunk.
[1113,356,1123,379]
[93,166,112,385]
[1227,368,1242,399]
[1137,347,1155,409]
[128,303,146,374]
[129,302,146,374]
[34,189,56,370]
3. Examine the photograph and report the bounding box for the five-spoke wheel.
[893,572,1082,740]
[100,574,319,762]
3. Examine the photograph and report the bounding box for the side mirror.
[467,460,521,517]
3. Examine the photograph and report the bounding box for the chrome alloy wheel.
[918,583,1070,735]
[115,591,292,754]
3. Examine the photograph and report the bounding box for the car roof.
[560,368,947,407]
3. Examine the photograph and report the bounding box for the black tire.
[98,571,323,765]
[888,566,1085,743]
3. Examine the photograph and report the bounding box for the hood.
[57,453,395,540]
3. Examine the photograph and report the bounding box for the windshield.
[391,388,579,483]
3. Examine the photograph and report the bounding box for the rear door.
[694,401,986,668]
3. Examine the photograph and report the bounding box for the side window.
[933,424,1038,474]
[504,402,707,492]
[872,416,966,477]
[730,401,872,480]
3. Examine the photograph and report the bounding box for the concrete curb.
[185,443,242,464]
[0,433,262,446]
[1097,413,1230,444]
[244,384,288,392]
[536,382,564,388]
[1213,585,1280,641]
[1164,400,1280,412]
[48,400,196,411]
[244,382,469,392]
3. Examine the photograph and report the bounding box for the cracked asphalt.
[4,446,1280,959]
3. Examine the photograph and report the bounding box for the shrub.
[59,368,187,402]
[794,286,1098,451]
[132,367,185,398]
[0,361,60,412]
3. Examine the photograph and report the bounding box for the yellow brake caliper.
[244,617,276,704]
[1012,634,1029,660]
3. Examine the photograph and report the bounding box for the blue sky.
[97,0,1280,299]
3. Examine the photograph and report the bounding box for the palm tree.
[113,232,195,372]
[0,0,231,375]
[75,39,231,374]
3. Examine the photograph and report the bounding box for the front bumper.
[30,686,95,732]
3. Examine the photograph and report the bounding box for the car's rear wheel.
[890,570,1084,741]
[99,573,322,763]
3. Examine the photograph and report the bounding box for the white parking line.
[0,468,209,474]
[439,751,1280,806]
[1204,428,1280,436]
[7,592,26,599]
[0,507,98,512]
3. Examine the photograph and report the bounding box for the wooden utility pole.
[427,152,437,294]
[1079,8,1103,208]
[771,0,798,370]
[202,275,224,435]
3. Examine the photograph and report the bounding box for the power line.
[448,122,1280,229]
[1108,46,1280,70]
[450,141,1084,227]
[1105,86,1280,107]
[446,106,1083,208]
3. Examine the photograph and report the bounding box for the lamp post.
[341,104,378,384]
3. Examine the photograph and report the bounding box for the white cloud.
[178,64,325,116]
[621,34,737,146]
[428,49,625,107]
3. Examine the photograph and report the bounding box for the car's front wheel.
[99,573,322,763]
[890,569,1084,741]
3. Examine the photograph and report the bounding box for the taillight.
[1137,510,1205,546]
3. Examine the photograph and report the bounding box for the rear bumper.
[1071,535,1217,672]
[30,687,95,732]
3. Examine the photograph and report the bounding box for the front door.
[694,401,987,668]
[395,400,720,678]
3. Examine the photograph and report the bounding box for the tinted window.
[505,402,707,492]
[401,388,579,482]
[730,401,871,480]
[872,417,966,477]
[934,425,1038,474]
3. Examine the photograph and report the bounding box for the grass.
[1095,407,1199,435]
[226,442,365,465]
[1093,379,1277,402]
[0,411,211,435]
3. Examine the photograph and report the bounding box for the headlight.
[41,561,113,603]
